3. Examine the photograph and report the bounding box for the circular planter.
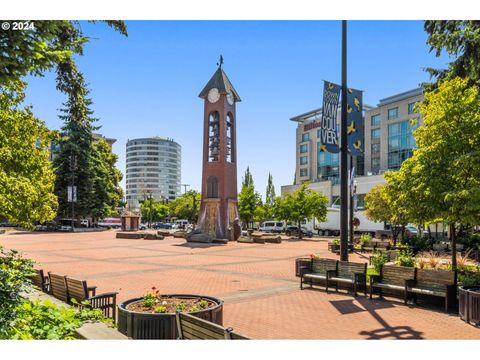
[459,286,480,327]
[117,294,224,339]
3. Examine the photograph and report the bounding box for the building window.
[371,143,380,154]
[300,156,308,165]
[300,144,308,153]
[371,114,380,126]
[302,133,310,142]
[371,158,380,173]
[388,107,399,120]
[300,168,308,177]
[408,102,418,114]
[371,128,380,140]
[388,120,419,170]
[317,129,321,138]
[356,156,365,177]
[317,143,339,184]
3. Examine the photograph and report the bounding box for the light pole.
[69,154,77,232]
[340,20,349,261]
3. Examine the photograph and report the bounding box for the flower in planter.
[198,300,209,309]
[189,306,200,312]
[154,305,167,313]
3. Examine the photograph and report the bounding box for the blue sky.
[24,20,449,199]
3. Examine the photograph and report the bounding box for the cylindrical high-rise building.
[125,137,181,209]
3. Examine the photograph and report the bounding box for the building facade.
[285,88,424,206]
[125,137,181,209]
[364,88,423,175]
[291,104,374,186]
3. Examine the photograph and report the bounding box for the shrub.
[416,257,428,269]
[198,300,209,309]
[396,249,415,267]
[3,299,106,340]
[401,235,433,252]
[189,306,200,312]
[359,233,372,245]
[458,271,480,287]
[331,239,340,245]
[457,233,480,250]
[0,246,36,336]
[371,251,387,273]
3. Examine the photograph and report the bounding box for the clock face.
[207,88,220,103]
[226,92,234,105]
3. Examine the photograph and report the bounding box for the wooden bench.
[405,268,457,312]
[300,258,338,290]
[65,276,118,323]
[362,241,391,253]
[48,272,69,302]
[175,311,251,340]
[326,261,367,296]
[370,265,415,301]
[31,269,49,293]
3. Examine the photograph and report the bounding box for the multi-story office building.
[125,137,181,209]
[364,88,423,175]
[290,104,374,186]
[284,88,424,206]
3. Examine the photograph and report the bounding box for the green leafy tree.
[364,182,408,246]
[274,184,328,239]
[90,139,124,221]
[169,190,201,223]
[424,21,480,89]
[238,168,261,228]
[0,81,57,228]
[407,77,480,268]
[0,20,127,86]
[140,199,169,224]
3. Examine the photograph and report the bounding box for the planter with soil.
[117,293,223,339]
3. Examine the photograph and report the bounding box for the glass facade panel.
[388,120,419,170]
[300,156,308,165]
[371,114,381,126]
[371,143,380,154]
[388,107,399,120]
[302,133,310,142]
[371,128,380,140]
[408,102,417,114]
[371,158,380,173]
[300,144,308,153]
[317,143,339,184]
[300,168,308,177]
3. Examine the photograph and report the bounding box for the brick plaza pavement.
[1,230,479,339]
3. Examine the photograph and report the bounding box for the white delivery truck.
[303,207,385,237]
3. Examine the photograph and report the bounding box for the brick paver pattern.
[1,230,479,339]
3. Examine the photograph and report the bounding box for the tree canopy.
[0,81,58,227]
[169,190,201,223]
[424,21,480,89]
[274,184,328,238]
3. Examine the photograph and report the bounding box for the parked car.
[80,219,89,228]
[259,221,284,233]
[139,223,147,230]
[173,219,189,229]
[285,225,313,238]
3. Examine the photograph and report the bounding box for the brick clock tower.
[197,60,241,240]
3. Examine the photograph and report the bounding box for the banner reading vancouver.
[320,81,341,153]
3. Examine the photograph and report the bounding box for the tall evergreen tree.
[242,166,254,188]
[424,20,480,89]
[53,59,98,219]
[265,173,276,207]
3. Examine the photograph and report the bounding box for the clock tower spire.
[195,59,241,241]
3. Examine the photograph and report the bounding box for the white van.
[173,219,189,229]
[259,221,284,233]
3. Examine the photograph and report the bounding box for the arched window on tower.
[226,113,234,163]
[207,176,218,198]
[208,111,220,162]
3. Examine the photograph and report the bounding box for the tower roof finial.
[217,54,224,68]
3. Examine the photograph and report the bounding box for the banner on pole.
[320,81,341,153]
[346,88,364,156]
[67,186,77,203]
